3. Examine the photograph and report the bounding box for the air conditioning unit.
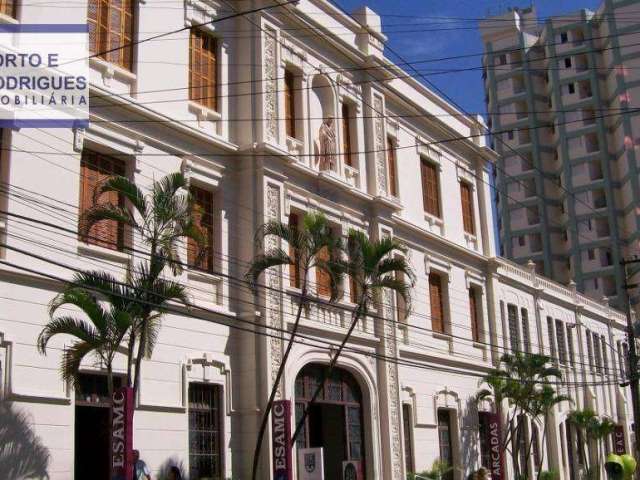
[342,460,361,480]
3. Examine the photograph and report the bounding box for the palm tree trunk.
[250,283,308,480]
[107,362,114,398]
[133,326,146,397]
[535,419,548,480]
[290,300,366,445]
[126,332,135,388]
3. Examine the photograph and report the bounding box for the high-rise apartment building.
[480,0,640,306]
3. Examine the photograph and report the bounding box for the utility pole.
[620,257,640,466]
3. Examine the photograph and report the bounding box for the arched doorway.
[295,363,366,479]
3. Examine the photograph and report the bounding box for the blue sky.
[338,0,601,114]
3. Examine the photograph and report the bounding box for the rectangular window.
[0,0,15,18]
[508,304,520,353]
[285,70,296,138]
[79,150,126,251]
[342,102,353,167]
[566,325,575,366]
[421,159,441,217]
[547,316,557,360]
[188,383,223,480]
[564,57,572,68]
[288,212,301,288]
[478,412,492,470]
[429,272,445,334]
[403,404,415,474]
[190,29,218,111]
[437,410,454,480]
[469,287,480,342]
[188,186,214,272]
[88,0,134,70]
[316,229,334,297]
[556,319,567,365]
[396,262,407,321]
[561,32,568,43]
[594,334,603,374]
[601,335,608,373]
[568,83,575,94]
[460,182,475,235]
[586,331,594,368]
[387,137,398,197]
[521,308,531,353]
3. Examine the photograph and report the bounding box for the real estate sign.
[111,386,134,480]
[272,399,293,480]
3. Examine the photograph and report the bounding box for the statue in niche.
[317,117,336,171]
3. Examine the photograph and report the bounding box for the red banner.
[488,412,504,480]
[111,386,134,480]
[272,400,293,480]
[614,425,626,455]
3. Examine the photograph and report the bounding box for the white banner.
[297,447,324,480]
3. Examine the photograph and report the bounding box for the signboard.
[111,386,134,480]
[0,24,89,128]
[298,448,324,480]
[614,425,627,455]
[272,400,293,480]
[487,412,504,480]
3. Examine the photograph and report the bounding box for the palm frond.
[255,220,299,249]
[48,287,108,333]
[61,341,97,390]
[37,316,100,354]
[153,172,188,200]
[376,257,416,285]
[99,175,147,217]
[245,249,292,290]
[371,276,413,317]
[80,204,135,237]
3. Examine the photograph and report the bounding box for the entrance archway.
[294,363,366,479]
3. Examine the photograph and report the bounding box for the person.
[167,466,182,480]
[132,449,152,480]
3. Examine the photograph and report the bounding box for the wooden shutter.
[342,102,353,167]
[284,70,296,138]
[188,186,214,272]
[316,245,331,297]
[349,275,358,303]
[421,159,440,217]
[289,213,300,288]
[469,288,479,341]
[79,151,126,251]
[190,29,218,111]
[460,182,475,234]
[429,272,444,333]
[88,0,134,70]
[387,137,397,197]
[396,267,406,321]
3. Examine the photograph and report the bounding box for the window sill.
[187,269,223,283]
[188,101,222,122]
[78,242,130,264]
[472,341,485,349]
[424,212,443,226]
[432,331,452,342]
[286,136,304,156]
[90,57,137,85]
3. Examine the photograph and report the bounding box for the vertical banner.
[272,400,293,480]
[488,412,504,480]
[614,425,626,455]
[111,386,134,480]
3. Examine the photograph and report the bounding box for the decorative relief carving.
[264,29,278,142]
[373,96,387,195]
[383,286,403,479]
[266,184,283,398]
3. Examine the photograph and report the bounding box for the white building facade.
[0,1,633,480]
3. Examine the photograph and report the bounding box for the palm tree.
[246,211,343,480]
[290,229,415,444]
[568,409,616,480]
[80,172,203,395]
[527,386,572,480]
[37,273,134,395]
[477,353,563,479]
